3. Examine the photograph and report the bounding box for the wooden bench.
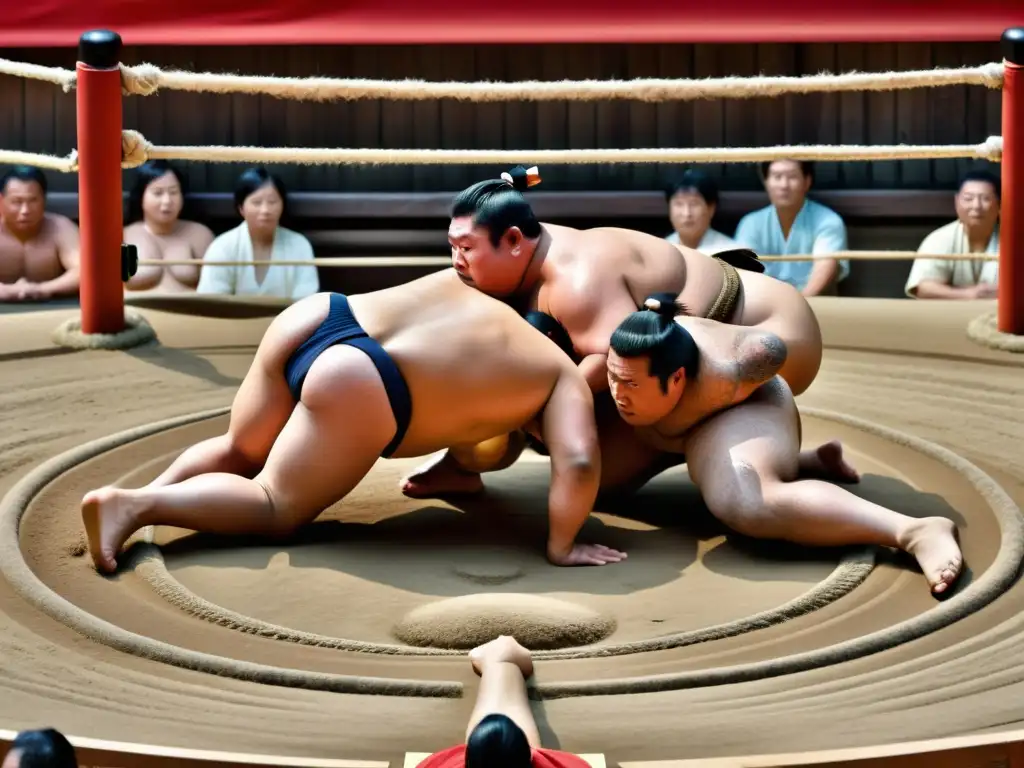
[47,190,959,298]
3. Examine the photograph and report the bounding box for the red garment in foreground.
[417,745,592,768]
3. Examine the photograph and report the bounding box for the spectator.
[2,728,77,768]
[123,160,214,293]
[734,160,849,296]
[417,636,591,768]
[663,169,738,255]
[197,167,319,300]
[905,170,1000,299]
[0,166,80,302]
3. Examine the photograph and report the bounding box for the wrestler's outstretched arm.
[464,636,541,746]
[540,369,626,567]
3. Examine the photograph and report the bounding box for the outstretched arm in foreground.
[541,370,626,566]
[465,636,542,747]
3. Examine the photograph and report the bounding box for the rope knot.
[120,63,161,96]
[979,62,1005,89]
[978,136,1003,162]
[121,130,153,169]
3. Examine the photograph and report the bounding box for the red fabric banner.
[3,0,1023,47]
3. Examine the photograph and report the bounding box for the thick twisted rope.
[0,148,77,173]
[0,58,75,89]
[0,57,1007,102]
[119,130,1004,168]
[139,252,999,269]
[0,130,1004,173]
[114,61,1007,102]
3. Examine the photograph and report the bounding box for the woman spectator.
[123,160,213,293]
[196,167,319,300]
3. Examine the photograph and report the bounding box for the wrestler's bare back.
[0,213,76,285]
[317,270,580,458]
[530,224,822,395]
[528,225,719,356]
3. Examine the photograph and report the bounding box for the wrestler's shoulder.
[43,211,78,231]
[177,219,215,237]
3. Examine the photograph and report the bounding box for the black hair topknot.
[610,293,699,393]
[450,166,543,246]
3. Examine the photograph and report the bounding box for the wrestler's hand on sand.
[547,542,628,567]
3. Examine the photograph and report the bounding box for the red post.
[999,29,1024,335]
[76,30,124,335]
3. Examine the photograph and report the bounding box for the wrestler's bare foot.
[81,487,146,574]
[400,452,484,499]
[469,635,534,678]
[800,440,860,483]
[898,516,963,595]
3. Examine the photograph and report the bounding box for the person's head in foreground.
[954,168,1000,236]
[1,728,77,768]
[466,714,532,768]
[448,165,543,296]
[666,169,719,247]
[607,294,699,426]
[0,165,48,237]
[127,160,190,232]
[234,166,289,242]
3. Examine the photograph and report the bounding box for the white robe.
[196,223,320,300]
[733,199,849,290]
[904,220,999,297]
[665,227,739,255]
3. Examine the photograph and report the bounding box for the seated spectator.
[123,160,214,293]
[0,166,80,302]
[417,636,591,768]
[733,160,849,296]
[905,169,1000,299]
[197,167,319,300]
[2,728,77,768]
[663,169,738,255]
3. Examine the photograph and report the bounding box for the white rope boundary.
[0,130,1003,174]
[0,57,1007,103]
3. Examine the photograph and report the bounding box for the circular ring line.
[0,407,462,699]
[536,407,1024,698]
[1,406,1020,700]
[130,526,874,659]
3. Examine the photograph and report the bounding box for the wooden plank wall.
[0,41,1004,195]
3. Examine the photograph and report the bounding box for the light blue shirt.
[733,199,849,290]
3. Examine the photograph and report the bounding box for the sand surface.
[0,297,1022,764]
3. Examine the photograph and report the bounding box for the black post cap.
[78,30,122,69]
[1003,28,1024,65]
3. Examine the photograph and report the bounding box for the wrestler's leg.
[83,345,395,573]
[402,393,674,498]
[798,440,860,483]
[400,432,527,498]
[146,296,331,488]
[683,378,962,595]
